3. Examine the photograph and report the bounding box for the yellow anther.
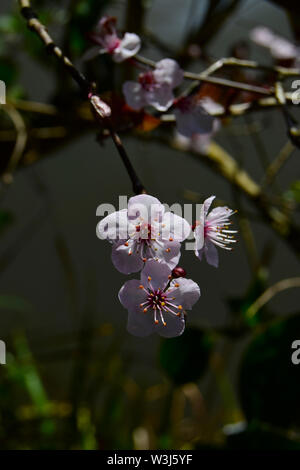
[148,276,152,281]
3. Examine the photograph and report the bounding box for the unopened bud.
[90,94,111,119]
[172,267,186,278]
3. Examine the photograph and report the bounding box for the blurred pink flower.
[123,59,183,111]
[174,97,220,137]
[88,16,141,62]
[250,26,298,60]
[119,259,200,337]
[194,196,237,268]
[97,194,191,274]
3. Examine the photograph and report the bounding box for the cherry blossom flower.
[118,259,200,337]
[250,26,298,60]
[193,196,237,268]
[87,16,141,63]
[174,96,221,138]
[97,194,191,274]
[123,59,183,111]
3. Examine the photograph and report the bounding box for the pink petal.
[146,84,174,111]
[153,58,184,88]
[128,194,164,223]
[122,81,147,111]
[250,26,274,48]
[204,239,219,268]
[118,279,147,313]
[168,277,200,310]
[127,310,156,337]
[202,195,215,217]
[155,314,185,338]
[150,239,181,269]
[141,259,171,291]
[97,209,128,241]
[194,224,205,251]
[112,240,144,274]
[174,104,214,138]
[161,212,191,242]
[113,33,141,62]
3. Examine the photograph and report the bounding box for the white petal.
[204,240,219,268]
[202,195,215,217]
[194,224,204,251]
[112,240,144,274]
[156,314,185,338]
[174,105,214,138]
[153,58,183,88]
[127,310,156,337]
[123,81,147,110]
[169,277,200,310]
[270,37,297,59]
[150,239,181,269]
[146,84,174,111]
[113,33,141,62]
[161,212,191,242]
[128,194,165,223]
[141,259,171,291]
[97,209,128,241]
[250,26,274,48]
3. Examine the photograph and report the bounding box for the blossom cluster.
[90,17,237,337]
[86,16,221,147]
[97,194,237,338]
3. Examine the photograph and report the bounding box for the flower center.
[138,71,157,91]
[138,279,183,326]
[176,96,192,113]
[104,35,121,53]
[135,223,153,241]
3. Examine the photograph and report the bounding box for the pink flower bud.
[90,94,111,119]
[172,267,187,278]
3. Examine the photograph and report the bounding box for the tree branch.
[18,0,145,194]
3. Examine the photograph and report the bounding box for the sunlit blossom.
[118,259,200,337]
[97,194,191,274]
[123,58,183,111]
[193,196,237,267]
[87,16,141,62]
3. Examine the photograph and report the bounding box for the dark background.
[0,0,299,450]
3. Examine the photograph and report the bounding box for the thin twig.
[1,104,28,184]
[262,140,295,189]
[18,0,145,194]
[246,277,300,319]
[135,54,272,95]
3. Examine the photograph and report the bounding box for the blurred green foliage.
[239,314,300,429]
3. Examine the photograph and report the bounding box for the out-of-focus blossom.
[87,16,141,63]
[173,104,221,155]
[174,96,221,138]
[123,59,183,111]
[97,194,191,274]
[250,26,298,60]
[193,196,237,268]
[118,259,200,337]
